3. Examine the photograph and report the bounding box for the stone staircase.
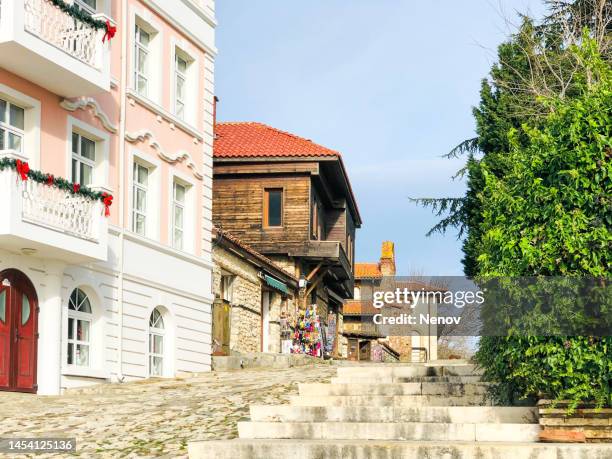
[188,362,612,458]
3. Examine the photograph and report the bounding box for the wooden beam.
[306,262,324,281]
[306,269,327,297]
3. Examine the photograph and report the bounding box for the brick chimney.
[379,241,396,276]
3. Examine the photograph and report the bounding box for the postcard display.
[291,304,323,357]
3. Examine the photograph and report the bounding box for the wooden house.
[212,122,362,357]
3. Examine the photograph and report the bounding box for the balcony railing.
[0,153,107,262]
[0,0,111,96]
[20,173,99,241]
[24,0,100,68]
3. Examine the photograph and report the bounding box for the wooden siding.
[213,175,311,251]
[325,208,346,249]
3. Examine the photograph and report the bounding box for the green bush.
[476,336,611,411]
[474,39,611,410]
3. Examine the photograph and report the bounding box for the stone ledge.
[212,353,329,371]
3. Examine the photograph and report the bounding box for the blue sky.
[215,0,547,275]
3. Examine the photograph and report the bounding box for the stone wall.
[213,246,262,354]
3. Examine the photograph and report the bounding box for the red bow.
[73,183,81,194]
[46,174,54,186]
[102,192,113,217]
[15,159,30,181]
[103,20,116,43]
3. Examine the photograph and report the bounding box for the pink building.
[0,0,216,394]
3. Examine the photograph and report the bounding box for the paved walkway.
[0,364,336,458]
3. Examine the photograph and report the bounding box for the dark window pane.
[72,133,79,154]
[267,190,282,226]
[9,104,24,130]
[0,290,5,323]
[21,294,30,325]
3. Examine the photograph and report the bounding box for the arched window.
[148,308,165,376]
[67,288,92,367]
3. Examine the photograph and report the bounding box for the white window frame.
[134,24,150,98]
[170,40,198,125]
[0,84,41,168]
[174,52,188,120]
[71,132,96,187]
[172,180,186,250]
[66,116,110,189]
[148,308,165,377]
[74,0,97,14]
[168,171,195,253]
[67,288,92,368]
[129,151,160,240]
[0,98,25,153]
[132,12,162,104]
[132,162,149,236]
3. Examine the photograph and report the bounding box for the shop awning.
[263,274,289,295]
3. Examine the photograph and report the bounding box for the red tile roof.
[355,263,382,279]
[214,122,340,158]
[343,300,380,316]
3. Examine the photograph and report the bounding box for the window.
[134,25,150,97]
[0,98,24,152]
[311,197,319,240]
[172,181,186,250]
[148,308,165,377]
[221,275,234,303]
[132,162,149,235]
[174,53,187,119]
[74,0,96,13]
[311,193,324,240]
[71,132,96,186]
[67,288,92,367]
[264,188,283,227]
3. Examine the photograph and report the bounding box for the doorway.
[0,269,39,393]
[261,291,270,352]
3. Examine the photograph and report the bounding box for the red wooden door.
[0,281,10,388]
[0,270,38,393]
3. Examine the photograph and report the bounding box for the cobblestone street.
[0,364,336,458]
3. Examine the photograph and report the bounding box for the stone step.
[298,382,490,397]
[335,364,482,379]
[250,405,538,424]
[237,421,541,441]
[331,375,484,384]
[290,394,491,407]
[188,439,612,459]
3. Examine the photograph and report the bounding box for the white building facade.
[0,0,216,394]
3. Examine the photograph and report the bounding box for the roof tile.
[214,122,340,158]
[355,263,382,279]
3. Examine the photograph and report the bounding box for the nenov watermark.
[372,286,484,326]
[357,276,611,337]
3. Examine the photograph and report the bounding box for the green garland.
[0,157,109,203]
[49,0,107,30]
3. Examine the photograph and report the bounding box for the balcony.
[0,152,108,263]
[0,0,111,96]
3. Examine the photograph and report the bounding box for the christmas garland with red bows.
[0,157,113,217]
[48,0,116,42]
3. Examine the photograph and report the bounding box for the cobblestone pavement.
[0,364,336,458]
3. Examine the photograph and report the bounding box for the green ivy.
[49,0,107,30]
[0,157,110,203]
